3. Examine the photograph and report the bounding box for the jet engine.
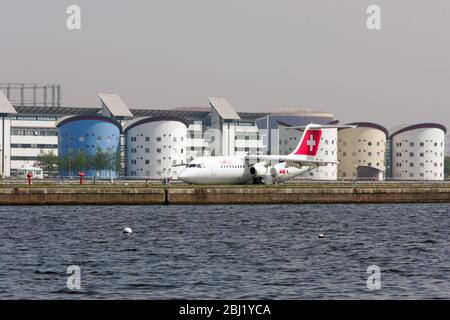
[249,164,267,177]
[269,163,287,177]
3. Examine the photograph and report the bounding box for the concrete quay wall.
[0,185,449,205]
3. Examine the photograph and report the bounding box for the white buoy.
[318,234,324,238]
[123,227,133,234]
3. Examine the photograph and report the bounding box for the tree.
[445,156,450,178]
[115,150,122,177]
[105,150,121,178]
[58,149,75,177]
[92,149,109,177]
[73,151,89,174]
[34,150,59,177]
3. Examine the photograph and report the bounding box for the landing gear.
[252,177,264,184]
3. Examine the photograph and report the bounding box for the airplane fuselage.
[177,156,309,185]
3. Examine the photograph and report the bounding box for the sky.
[0,0,449,130]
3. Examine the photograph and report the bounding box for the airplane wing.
[245,155,338,166]
[287,125,357,130]
[171,163,188,167]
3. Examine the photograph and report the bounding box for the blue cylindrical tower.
[57,115,122,178]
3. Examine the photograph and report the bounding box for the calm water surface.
[0,204,448,299]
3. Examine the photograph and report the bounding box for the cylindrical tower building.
[338,122,388,180]
[390,123,446,180]
[57,115,122,178]
[124,117,187,179]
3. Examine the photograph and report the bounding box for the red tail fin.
[293,129,322,156]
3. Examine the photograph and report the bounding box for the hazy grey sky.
[1,0,449,130]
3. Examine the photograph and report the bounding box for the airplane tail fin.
[288,123,355,157]
[290,125,323,157]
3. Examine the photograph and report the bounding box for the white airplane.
[177,123,352,185]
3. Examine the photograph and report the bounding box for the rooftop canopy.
[389,123,447,139]
[0,91,17,115]
[207,97,241,120]
[98,93,133,118]
[344,122,389,137]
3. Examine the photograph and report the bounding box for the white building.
[125,117,188,179]
[390,123,447,180]
[278,122,338,180]
[186,120,208,162]
[9,116,58,176]
[1,92,58,177]
[445,135,450,157]
[208,97,265,158]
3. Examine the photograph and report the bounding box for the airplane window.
[196,164,202,168]
[188,164,196,168]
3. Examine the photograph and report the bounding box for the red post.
[78,172,85,185]
[27,172,33,185]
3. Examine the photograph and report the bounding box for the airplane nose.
[177,168,191,182]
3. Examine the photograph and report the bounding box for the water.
[0,204,448,299]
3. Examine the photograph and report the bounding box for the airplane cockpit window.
[188,164,196,168]
[196,164,202,168]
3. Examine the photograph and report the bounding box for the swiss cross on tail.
[294,129,322,156]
